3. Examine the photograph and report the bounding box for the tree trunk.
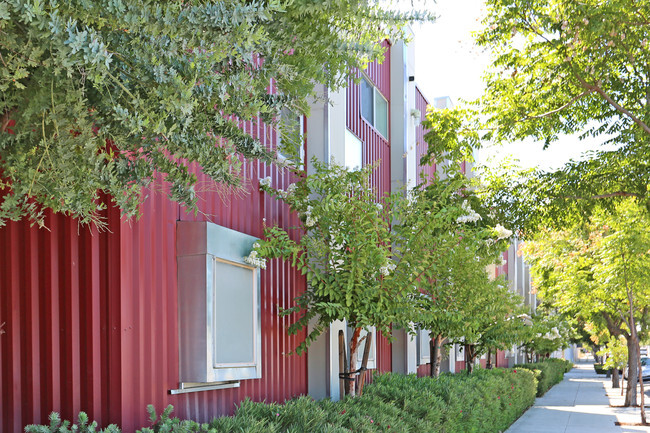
[623,252,647,423]
[486,347,493,369]
[637,344,646,422]
[358,332,372,396]
[625,335,639,407]
[348,327,362,397]
[431,334,443,378]
[465,344,475,374]
[612,367,620,389]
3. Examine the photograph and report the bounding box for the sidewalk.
[506,362,650,433]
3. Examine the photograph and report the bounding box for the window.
[348,326,377,370]
[360,76,388,138]
[344,129,363,170]
[176,221,262,389]
[277,108,305,167]
[417,328,431,365]
[456,342,464,361]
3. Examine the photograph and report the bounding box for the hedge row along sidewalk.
[27,368,540,433]
[513,358,574,397]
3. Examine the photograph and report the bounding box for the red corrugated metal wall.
[0,205,122,432]
[1,41,400,432]
[415,86,434,183]
[347,41,391,202]
[0,115,308,432]
[416,363,430,377]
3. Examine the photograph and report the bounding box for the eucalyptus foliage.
[0,0,431,227]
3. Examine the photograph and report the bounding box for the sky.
[409,0,611,172]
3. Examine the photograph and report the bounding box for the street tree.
[521,200,650,408]
[252,161,418,396]
[474,0,650,232]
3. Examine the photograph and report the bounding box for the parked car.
[623,357,650,380]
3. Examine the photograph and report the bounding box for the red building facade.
[0,37,420,431]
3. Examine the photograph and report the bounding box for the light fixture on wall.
[410,108,421,125]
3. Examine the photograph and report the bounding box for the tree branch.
[573,75,650,136]
[523,90,593,120]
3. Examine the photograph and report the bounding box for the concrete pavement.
[506,362,650,433]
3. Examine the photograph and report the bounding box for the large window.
[360,76,388,138]
[176,221,262,390]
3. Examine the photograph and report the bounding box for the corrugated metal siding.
[496,350,507,368]
[347,42,391,200]
[0,114,308,432]
[375,330,392,373]
[415,86,434,183]
[116,118,308,430]
[0,206,121,432]
[1,42,399,432]
[417,363,431,377]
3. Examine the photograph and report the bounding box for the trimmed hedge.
[593,363,611,375]
[26,368,538,433]
[514,358,573,397]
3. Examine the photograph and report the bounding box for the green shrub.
[593,363,610,375]
[514,358,573,397]
[26,368,539,433]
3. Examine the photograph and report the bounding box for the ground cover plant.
[26,368,538,433]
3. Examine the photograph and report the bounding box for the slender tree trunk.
[431,334,443,378]
[358,332,372,396]
[625,336,639,407]
[623,253,647,423]
[348,327,362,397]
[612,368,620,389]
[465,344,475,374]
[486,347,493,369]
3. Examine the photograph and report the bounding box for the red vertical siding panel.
[4,222,22,432]
[64,218,82,417]
[416,364,431,378]
[107,205,123,426]
[0,223,5,432]
[496,350,507,368]
[26,223,41,423]
[45,214,62,418]
[85,225,103,423]
[415,86,434,183]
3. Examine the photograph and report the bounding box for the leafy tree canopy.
[478,0,650,147]
[464,0,650,233]
[0,0,431,228]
